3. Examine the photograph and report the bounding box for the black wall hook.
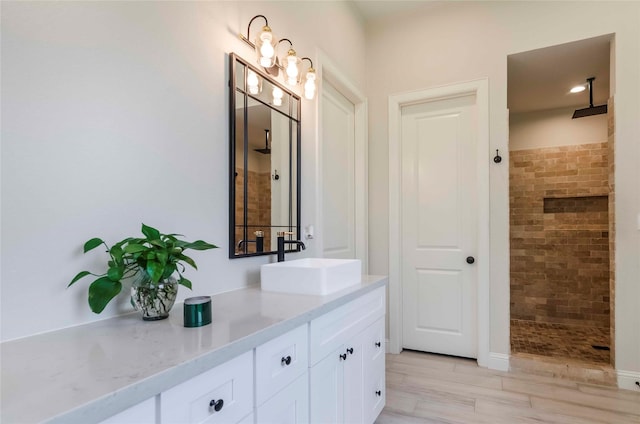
[493,149,502,164]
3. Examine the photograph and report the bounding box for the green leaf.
[149,239,166,248]
[124,243,147,254]
[68,271,91,287]
[156,250,168,265]
[177,253,197,270]
[178,277,192,290]
[107,265,124,282]
[88,277,122,313]
[141,223,160,241]
[146,261,164,283]
[110,245,123,262]
[162,263,176,280]
[83,238,104,253]
[183,240,218,251]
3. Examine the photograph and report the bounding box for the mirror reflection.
[230,53,301,258]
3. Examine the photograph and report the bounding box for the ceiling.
[350,0,435,21]
[350,2,611,116]
[508,35,611,114]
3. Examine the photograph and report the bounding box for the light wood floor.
[376,350,640,424]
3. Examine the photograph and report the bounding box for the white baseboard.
[487,352,510,371]
[617,369,640,391]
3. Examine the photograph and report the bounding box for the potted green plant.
[68,223,218,320]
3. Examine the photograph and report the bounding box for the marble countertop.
[0,276,387,424]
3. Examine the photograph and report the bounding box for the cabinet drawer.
[256,324,308,405]
[310,287,385,365]
[363,317,385,365]
[161,351,253,424]
[256,372,309,424]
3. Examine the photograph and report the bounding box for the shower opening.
[507,34,615,369]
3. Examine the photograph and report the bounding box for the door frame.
[388,79,490,367]
[316,49,368,272]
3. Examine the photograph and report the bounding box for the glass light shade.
[247,70,261,95]
[284,49,301,86]
[272,86,283,106]
[304,69,316,100]
[255,26,277,68]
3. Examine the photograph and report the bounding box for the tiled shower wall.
[510,142,610,328]
[235,169,272,253]
[607,99,616,363]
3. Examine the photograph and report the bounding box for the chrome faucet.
[277,231,305,262]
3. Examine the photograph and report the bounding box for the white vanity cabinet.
[2,277,388,424]
[160,350,254,424]
[309,287,386,424]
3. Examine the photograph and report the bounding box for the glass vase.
[131,269,178,321]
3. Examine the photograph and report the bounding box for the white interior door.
[321,81,356,259]
[400,94,478,358]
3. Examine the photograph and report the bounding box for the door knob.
[375,390,382,396]
[466,256,475,264]
[339,353,347,361]
[346,347,354,355]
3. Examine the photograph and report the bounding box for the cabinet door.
[310,345,344,424]
[236,412,254,424]
[343,336,364,424]
[256,372,309,424]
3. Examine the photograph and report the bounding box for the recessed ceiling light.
[570,85,586,93]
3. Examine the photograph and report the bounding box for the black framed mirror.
[229,53,301,259]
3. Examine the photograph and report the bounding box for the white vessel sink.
[261,258,362,295]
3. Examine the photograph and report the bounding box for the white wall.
[0,1,366,341]
[366,1,639,378]
[510,107,607,151]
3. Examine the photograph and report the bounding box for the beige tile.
[397,374,531,407]
[577,382,640,402]
[413,399,510,424]
[387,361,503,390]
[388,350,459,370]
[384,390,419,415]
[380,351,637,424]
[530,396,640,424]
[503,378,640,416]
[475,398,606,424]
[375,410,445,424]
[386,370,406,385]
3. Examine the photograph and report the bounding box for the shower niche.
[229,53,301,259]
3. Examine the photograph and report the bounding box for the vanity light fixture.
[239,15,278,68]
[284,48,301,86]
[239,15,316,100]
[302,58,316,100]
